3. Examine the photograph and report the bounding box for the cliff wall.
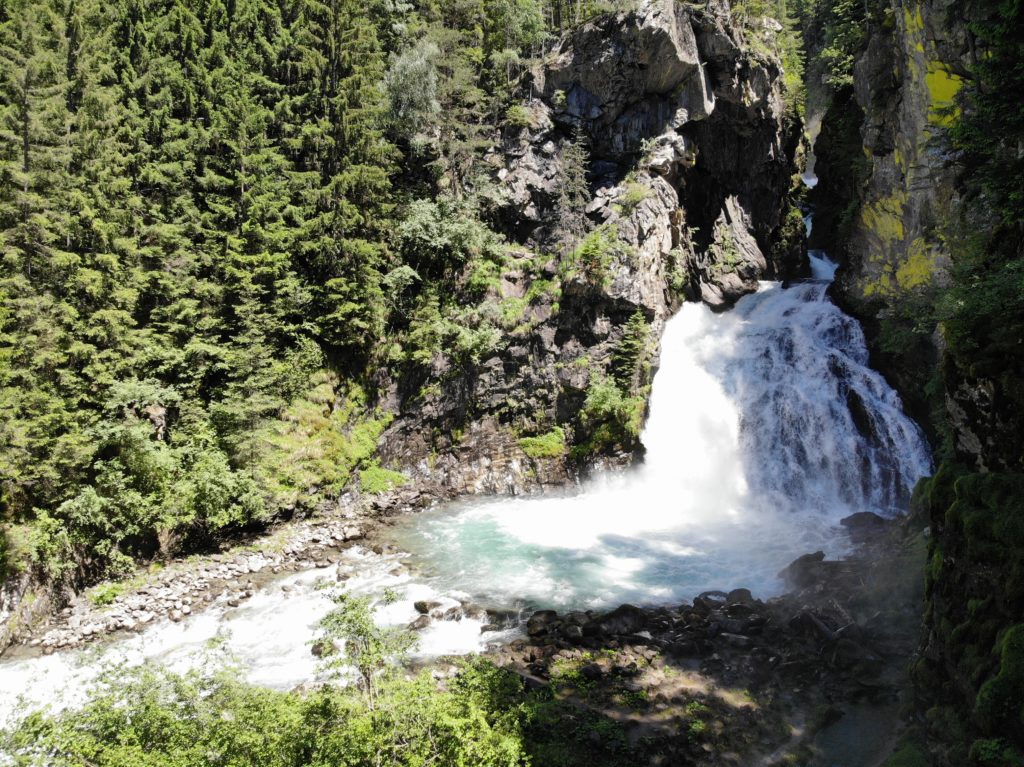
[376,0,803,502]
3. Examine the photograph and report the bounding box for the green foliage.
[975,625,1024,737]
[939,0,1024,471]
[969,737,1024,767]
[731,0,805,114]
[316,593,417,696]
[1,661,532,767]
[565,224,630,286]
[396,195,505,281]
[253,375,393,511]
[88,581,126,607]
[618,180,650,211]
[555,132,592,250]
[881,742,930,767]
[518,426,567,458]
[358,462,407,494]
[575,374,646,457]
[610,310,651,392]
[813,0,867,89]
[505,104,534,129]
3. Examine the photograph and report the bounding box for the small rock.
[408,615,431,631]
[527,610,559,637]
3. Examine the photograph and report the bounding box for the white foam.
[393,279,932,610]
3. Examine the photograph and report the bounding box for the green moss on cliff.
[917,467,1024,761]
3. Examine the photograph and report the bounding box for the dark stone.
[408,615,431,631]
[414,600,441,615]
[527,610,559,637]
[726,588,755,605]
[720,633,754,649]
[580,662,605,681]
[592,604,647,636]
[840,512,889,540]
[778,551,826,589]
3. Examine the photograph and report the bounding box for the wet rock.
[720,633,754,649]
[727,588,755,606]
[778,551,826,589]
[408,615,432,631]
[589,604,646,636]
[840,512,889,541]
[414,600,441,615]
[527,610,559,637]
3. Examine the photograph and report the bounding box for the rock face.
[809,3,1024,762]
[810,0,975,436]
[819,0,968,314]
[378,0,802,501]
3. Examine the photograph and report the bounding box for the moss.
[518,427,567,459]
[969,738,1024,766]
[894,238,938,291]
[882,742,929,767]
[975,625,1024,735]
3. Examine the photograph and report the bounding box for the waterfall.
[390,257,932,609]
[0,254,932,722]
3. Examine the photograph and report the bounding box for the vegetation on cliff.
[0,0,664,585]
[0,0,807,595]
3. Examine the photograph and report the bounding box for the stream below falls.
[0,254,933,723]
[390,254,931,608]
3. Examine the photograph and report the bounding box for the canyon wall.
[376,0,803,502]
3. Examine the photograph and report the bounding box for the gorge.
[0,0,1021,764]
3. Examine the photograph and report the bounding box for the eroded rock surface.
[378,0,803,500]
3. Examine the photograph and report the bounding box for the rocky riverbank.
[5,511,375,657]
[487,512,927,767]
[0,479,928,767]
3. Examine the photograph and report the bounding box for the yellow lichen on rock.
[895,237,937,290]
[860,191,907,244]
[925,62,962,126]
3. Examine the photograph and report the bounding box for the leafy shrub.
[358,462,407,494]
[88,581,126,607]
[565,225,632,286]
[619,180,650,212]
[505,104,533,129]
[518,427,566,459]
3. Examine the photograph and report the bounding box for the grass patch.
[359,462,407,494]
[518,427,566,459]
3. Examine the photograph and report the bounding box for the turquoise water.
[393,263,932,610]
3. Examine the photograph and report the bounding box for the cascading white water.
[390,255,932,609]
[0,254,933,725]
[0,546,517,725]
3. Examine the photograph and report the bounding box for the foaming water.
[392,262,931,609]
[0,546,518,725]
[0,251,931,722]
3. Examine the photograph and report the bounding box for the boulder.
[778,551,827,589]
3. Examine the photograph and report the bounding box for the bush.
[505,104,533,129]
[358,462,407,494]
[518,427,566,459]
[618,181,650,212]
